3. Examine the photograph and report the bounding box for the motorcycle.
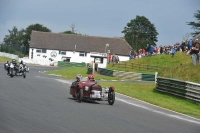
[23,63,29,72]
[4,63,9,70]
[17,64,26,78]
[9,63,15,78]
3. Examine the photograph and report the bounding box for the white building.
[29,31,132,68]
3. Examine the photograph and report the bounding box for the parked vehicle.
[70,74,115,105]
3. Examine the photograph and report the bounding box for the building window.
[79,52,87,57]
[36,49,42,53]
[42,49,46,53]
[59,51,66,55]
[95,57,103,63]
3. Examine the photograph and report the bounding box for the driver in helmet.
[71,74,82,88]
[76,74,82,82]
[88,74,95,81]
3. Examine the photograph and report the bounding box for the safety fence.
[58,61,86,67]
[156,77,200,104]
[97,68,155,81]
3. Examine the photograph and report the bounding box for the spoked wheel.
[23,71,26,78]
[76,89,83,103]
[108,91,115,105]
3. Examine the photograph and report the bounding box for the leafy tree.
[122,16,158,52]
[23,23,51,54]
[187,10,200,37]
[62,30,74,34]
[3,26,25,46]
[61,30,85,36]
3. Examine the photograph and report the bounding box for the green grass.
[0,56,13,63]
[107,52,200,83]
[45,67,123,80]
[99,82,200,118]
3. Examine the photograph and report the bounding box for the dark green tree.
[61,30,84,36]
[62,30,74,34]
[3,26,25,46]
[187,10,200,37]
[23,23,51,54]
[122,16,158,52]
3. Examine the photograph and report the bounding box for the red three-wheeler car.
[70,74,115,105]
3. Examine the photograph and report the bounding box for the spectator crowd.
[129,38,200,65]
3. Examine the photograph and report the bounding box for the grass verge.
[45,67,124,80]
[0,56,13,63]
[99,82,200,118]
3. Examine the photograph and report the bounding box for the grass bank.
[0,56,13,63]
[99,82,200,118]
[107,52,200,83]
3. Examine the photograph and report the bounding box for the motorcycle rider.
[18,60,25,75]
[12,59,19,74]
[5,61,10,74]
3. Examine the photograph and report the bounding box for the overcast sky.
[0,0,199,46]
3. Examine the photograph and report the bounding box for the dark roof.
[29,31,132,56]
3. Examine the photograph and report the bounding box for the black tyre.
[76,89,83,103]
[10,69,14,78]
[108,91,115,105]
[23,71,26,78]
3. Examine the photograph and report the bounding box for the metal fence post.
[155,72,158,84]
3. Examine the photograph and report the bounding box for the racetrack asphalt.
[0,64,200,133]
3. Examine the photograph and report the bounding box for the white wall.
[29,48,115,67]
[118,55,129,62]
[0,52,19,60]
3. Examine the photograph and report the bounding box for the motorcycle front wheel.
[23,71,26,78]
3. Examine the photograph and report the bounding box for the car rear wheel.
[76,89,83,103]
[108,91,115,105]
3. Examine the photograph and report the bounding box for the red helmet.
[88,74,94,80]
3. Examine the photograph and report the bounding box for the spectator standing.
[190,42,200,65]
[193,39,199,47]
[180,41,186,52]
[188,39,193,50]
[160,46,163,54]
[129,49,134,60]
[107,54,112,64]
[150,45,155,56]
[142,48,146,56]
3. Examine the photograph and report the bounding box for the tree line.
[0,10,199,56]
